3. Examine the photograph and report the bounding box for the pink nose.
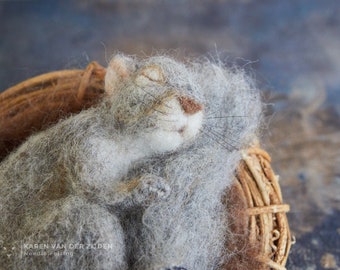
[177,96,203,115]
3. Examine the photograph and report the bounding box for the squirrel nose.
[177,96,203,115]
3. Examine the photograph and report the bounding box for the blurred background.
[0,0,339,269]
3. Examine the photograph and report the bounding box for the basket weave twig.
[0,62,106,160]
[225,148,291,269]
[0,62,291,269]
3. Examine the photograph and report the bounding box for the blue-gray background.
[1,1,339,269]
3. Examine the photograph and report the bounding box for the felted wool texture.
[0,54,262,270]
[124,60,262,270]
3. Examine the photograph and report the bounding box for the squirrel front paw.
[132,174,171,205]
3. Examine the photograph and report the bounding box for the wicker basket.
[0,62,292,269]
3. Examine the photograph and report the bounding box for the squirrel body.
[0,54,262,270]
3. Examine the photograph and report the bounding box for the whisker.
[200,129,232,151]
[207,128,238,151]
[220,132,241,146]
[204,132,235,151]
[201,127,238,151]
[205,125,243,146]
[136,84,172,109]
[205,107,236,115]
[152,108,168,115]
[138,98,168,115]
[215,128,241,149]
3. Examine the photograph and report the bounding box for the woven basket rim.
[236,148,292,269]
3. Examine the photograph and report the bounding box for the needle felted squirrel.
[0,54,204,269]
[0,54,262,270]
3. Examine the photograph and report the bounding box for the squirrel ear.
[136,65,165,86]
[105,54,135,94]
